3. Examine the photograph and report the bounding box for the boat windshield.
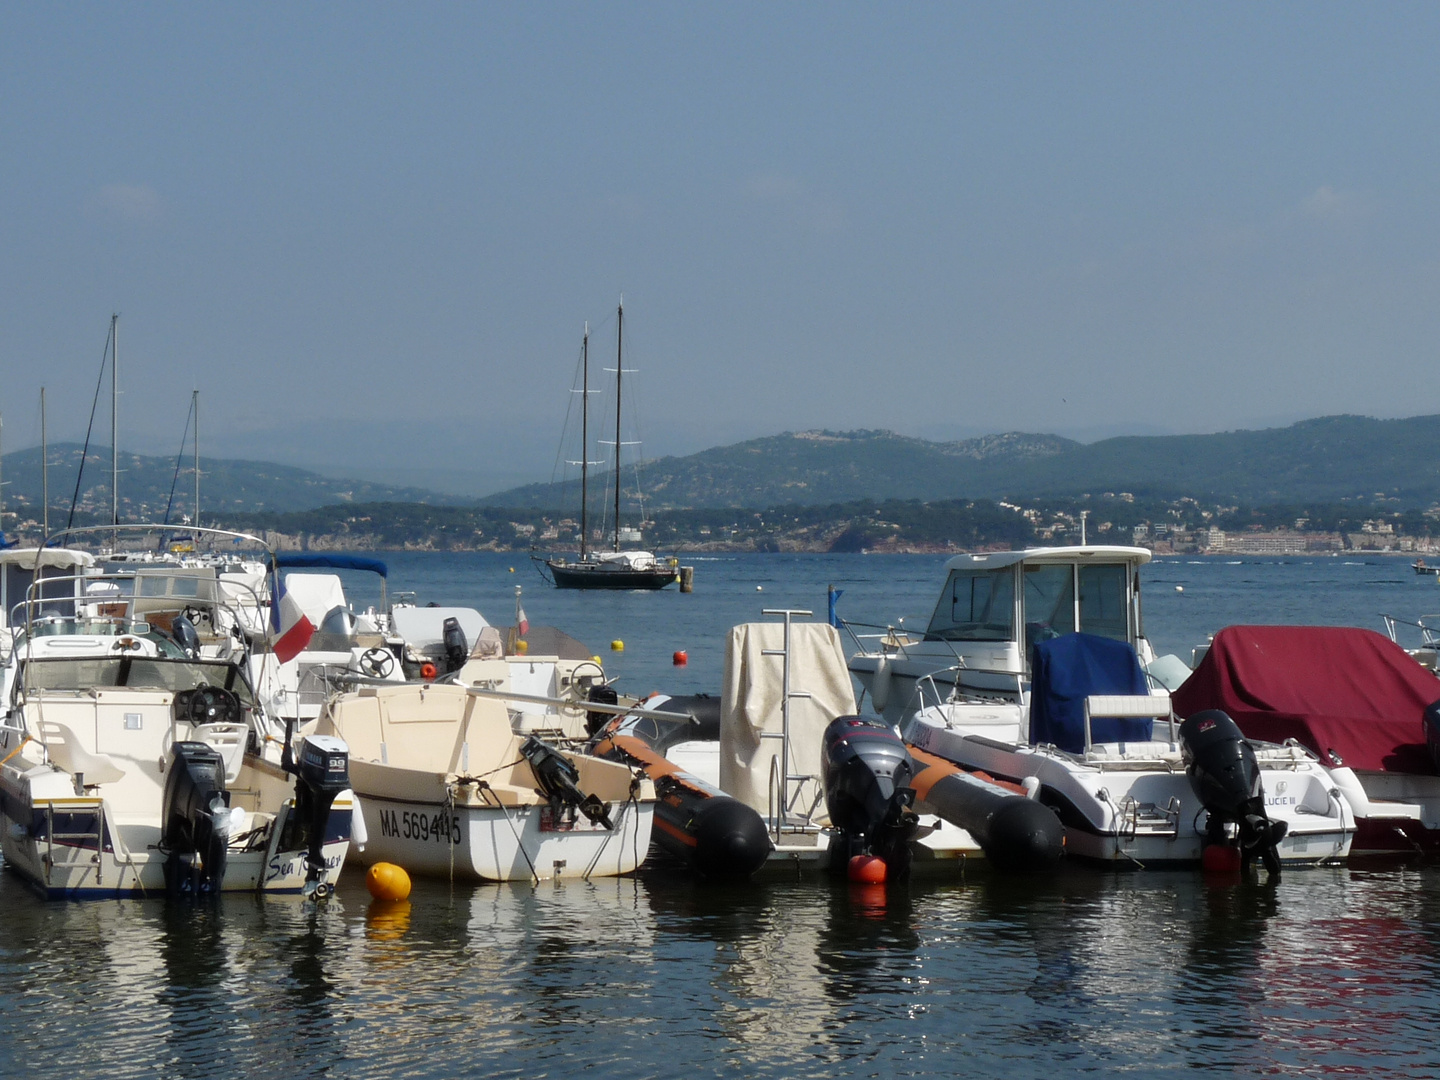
[1025,562,1131,655]
[21,656,258,704]
[925,567,1016,642]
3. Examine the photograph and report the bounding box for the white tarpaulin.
[719,621,857,817]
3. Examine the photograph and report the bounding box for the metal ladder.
[761,609,820,841]
[43,800,107,886]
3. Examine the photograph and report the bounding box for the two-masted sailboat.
[542,301,676,590]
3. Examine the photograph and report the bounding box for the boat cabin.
[921,546,1152,675]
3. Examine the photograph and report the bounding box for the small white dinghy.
[315,682,655,881]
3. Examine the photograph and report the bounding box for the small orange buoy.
[366,862,412,901]
[1201,844,1242,875]
[848,881,888,917]
[419,662,438,681]
[848,854,887,884]
[673,650,688,666]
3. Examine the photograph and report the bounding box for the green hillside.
[482,429,1079,510]
[482,415,1440,509]
[0,444,459,529]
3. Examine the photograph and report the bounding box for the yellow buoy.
[365,899,412,941]
[509,567,515,573]
[366,861,412,902]
[515,639,529,654]
[611,639,624,652]
[590,655,602,664]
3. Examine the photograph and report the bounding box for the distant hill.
[0,443,461,527]
[479,415,1440,510]
[481,429,1079,510]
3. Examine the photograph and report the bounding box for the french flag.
[271,574,315,664]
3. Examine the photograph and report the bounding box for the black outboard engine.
[161,741,231,896]
[1424,700,1440,773]
[170,614,201,659]
[520,735,613,829]
[821,717,919,877]
[584,684,620,738]
[1180,709,1288,877]
[441,616,468,674]
[280,723,351,899]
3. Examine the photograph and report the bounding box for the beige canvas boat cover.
[719,621,857,817]
[0,548,94,569]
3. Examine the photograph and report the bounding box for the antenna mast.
[110,312,119,544]
[613,298,623,553]
[193,389,200,530]
[40,388,47,537]
[580,328,589,561]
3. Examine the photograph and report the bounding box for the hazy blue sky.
[3,5,1439,495]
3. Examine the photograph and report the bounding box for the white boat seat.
[193,722,248,784]
[37,719,126,787]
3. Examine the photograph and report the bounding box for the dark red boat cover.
[1172,625,1440,774]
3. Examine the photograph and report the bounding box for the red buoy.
[848,854,887,884]
[1202,843,1242,874]
[673,650,688,666]
[419,662,438,681]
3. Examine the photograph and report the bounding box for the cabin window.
[1023,564,1076,652]
[1079,564,1129,641]
[925,567,1015,642]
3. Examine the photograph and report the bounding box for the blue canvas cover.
[1030,632,1151,752]
[274,553,388,578]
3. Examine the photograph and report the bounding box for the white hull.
[0,794,350,899]
[906,715,1355,867]
[352,793,653,882]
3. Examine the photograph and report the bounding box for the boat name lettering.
[378,807,461,846]
[265,851,343,883]
[1265,795,1297,807]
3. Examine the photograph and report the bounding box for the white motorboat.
[0,544,355,899]
[852,547,1354,869]
[313,681,655,882]
[848,546,1162,725]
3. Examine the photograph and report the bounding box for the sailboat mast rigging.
[613,300,623,553]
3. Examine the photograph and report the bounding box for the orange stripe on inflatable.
[654,816,699,848]
[907,744,1027,797]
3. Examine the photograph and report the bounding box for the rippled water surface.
[6,553,1440,1078]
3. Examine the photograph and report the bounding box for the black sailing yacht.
[542,300,677,590]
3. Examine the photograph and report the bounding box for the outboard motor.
[441,616,468,674]
[821,717,919,878]
[520,735,613,829]
[280,722,352,899]
[1424,700,1440,774]
[171,614,201,659]
[161,741,231,896]
[1180,709,1288,876]
[584,684,620,737]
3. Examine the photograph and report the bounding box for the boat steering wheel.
[187,684,241,726]
[359,646,396,679]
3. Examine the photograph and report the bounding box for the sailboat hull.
[548,560,676,590]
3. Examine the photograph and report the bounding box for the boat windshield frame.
[18,653,259,704]
[924,556,1140,655]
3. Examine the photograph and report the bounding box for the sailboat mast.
[613,299,623,553]
[40,387,47,538]
[110,313,119,542]
[193,389,200,530]
[580,327,589,561]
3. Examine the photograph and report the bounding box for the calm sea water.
[5,553,1440,1079]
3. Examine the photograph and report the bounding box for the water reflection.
[1,864,1439,1079]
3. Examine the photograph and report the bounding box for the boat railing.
[1381,613,1440,651]
[905,664,1025,716]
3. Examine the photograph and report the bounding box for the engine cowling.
[1180,709,1287,876]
